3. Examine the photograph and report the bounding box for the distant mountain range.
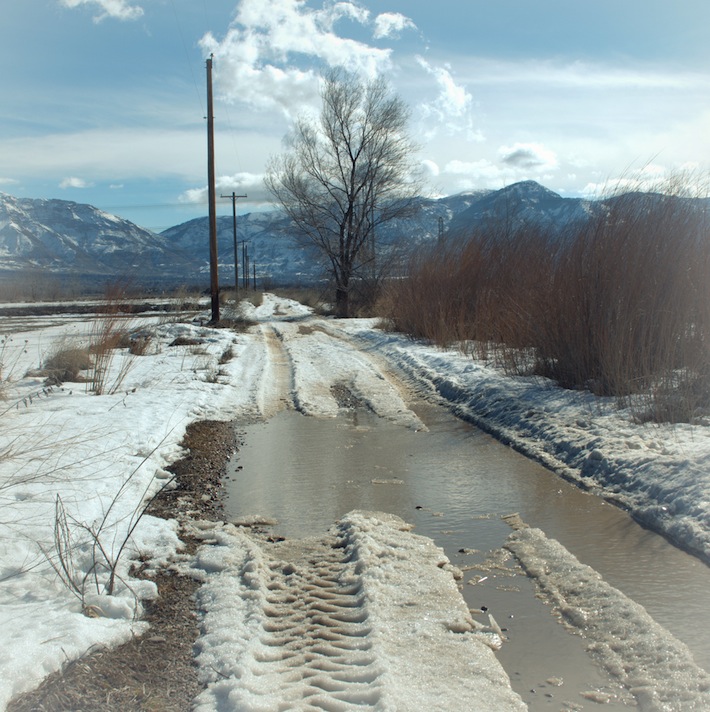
[0,181,674,293]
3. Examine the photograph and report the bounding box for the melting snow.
[0,293,709,709]
[506,523,710,711]
[190,511,525,711]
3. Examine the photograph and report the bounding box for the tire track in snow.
[277,320,425,429]
[246,535,383,709]
[192,512,527,711]
[257,323,296,417]
[192,526,386,710]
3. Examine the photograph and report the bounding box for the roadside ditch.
[8,419,235,712]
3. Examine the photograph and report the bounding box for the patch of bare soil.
[8,420,236,712]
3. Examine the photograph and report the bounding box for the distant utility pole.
[206,55,219,323]
[242,241,249,289]
[221,192,247,297]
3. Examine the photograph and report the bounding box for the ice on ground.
[506,524,710,712]
[190,511,526,711]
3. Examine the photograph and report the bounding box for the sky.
[1,0,709,232]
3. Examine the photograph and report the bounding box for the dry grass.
[42,344,93,384]
[384,178,710,422]
[37,285,149,394]
[7,420,235,712]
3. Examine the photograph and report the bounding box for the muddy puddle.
[225,402,710,711]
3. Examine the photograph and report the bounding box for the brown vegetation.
[8,420,235,712]
[382,183,710,422]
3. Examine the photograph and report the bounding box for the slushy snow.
[0,292,709,709]
[505,521,710,710]
[190,511,526,711]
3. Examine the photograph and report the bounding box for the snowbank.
[506,523,710,711]
[340,322,710,563]
[190,511,526,711]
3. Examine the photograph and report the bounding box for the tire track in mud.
[257,323,296,417]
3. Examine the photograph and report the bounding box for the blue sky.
[1,0,709,231]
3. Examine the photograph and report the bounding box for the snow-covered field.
[1,293,709,710]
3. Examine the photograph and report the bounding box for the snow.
[505,524,710,710]
[0,293,709,709]
[334,320,710,563]
[190,512,525,711]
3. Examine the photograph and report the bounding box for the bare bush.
[385,178,710,422]
[41,437,175,609]
[42,344,92,383]
[0,336,30,397]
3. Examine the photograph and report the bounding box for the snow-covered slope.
[0,193,192,281]
[447,180,596,235]
[0,183,592,288]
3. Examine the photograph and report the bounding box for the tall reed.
[383,179,710,422]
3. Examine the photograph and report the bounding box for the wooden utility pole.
[242,241,249,289]
[206,55,219,323]
[221,192,247,297]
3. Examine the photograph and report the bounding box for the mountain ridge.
[0,181,681,292]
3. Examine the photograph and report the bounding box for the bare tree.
[266,69,420,317]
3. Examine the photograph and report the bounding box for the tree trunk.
[335,285,349,318]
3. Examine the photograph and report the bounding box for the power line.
[169,0,204,116]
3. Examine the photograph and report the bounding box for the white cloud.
[59,0,143,22]
[459,57,710,92]
[581,163,670,197]
[0,128,205,182]
[59,176,92,189]
[202,0,393,118]
[499,143,558,171]
[373,12,416,39]
[413,57,481,141]
[179,172,271,207]
[416,57,471,117]
[444,159,501,183]
[420,159,440,178]
[439,156,560,193]
[199,2,483,153]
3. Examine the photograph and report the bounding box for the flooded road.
[225,402,710,711]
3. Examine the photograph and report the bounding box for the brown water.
[225,402,710,711]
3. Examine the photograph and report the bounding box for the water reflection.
[226,404,710,685]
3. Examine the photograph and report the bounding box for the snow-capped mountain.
[447,180,595,235]
[5,181,685,293]
[158,190,495,287]
[0,193,193,282]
